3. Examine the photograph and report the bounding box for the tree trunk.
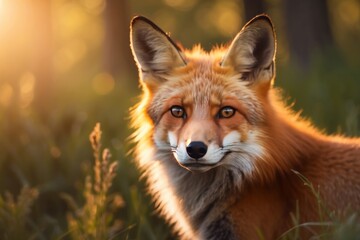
[243,0,266,21]
[284,0,334,69]
[103,0,135,80]
[32,0,53,119]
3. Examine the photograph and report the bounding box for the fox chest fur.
[130,15,360,239]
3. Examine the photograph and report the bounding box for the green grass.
[0,186,39,239]
[64,123,122,240]
[278,171,360,240]
[0,76,172,239]
[0,54,359,239]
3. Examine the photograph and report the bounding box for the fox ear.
[130,16,186,74]
[221,14,276,84]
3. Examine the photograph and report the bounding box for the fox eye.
[170,106,186,118]
[218,106,235,118]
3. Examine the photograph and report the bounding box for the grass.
[0,123,123,240]
[278,171,360,240]
[0,186,39,239]
[0,53,359,239]
[64,123,123,240]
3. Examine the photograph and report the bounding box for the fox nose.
[186,141,208,159]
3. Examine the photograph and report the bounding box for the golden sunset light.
[0,1,359,239]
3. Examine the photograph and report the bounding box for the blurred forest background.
[0,0,359,239]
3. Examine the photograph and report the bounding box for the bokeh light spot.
[338,0,360,26]
[195,0,241,37]
[55,39,87,73]
[163,0,198,10]
[50,146,62,158]
[58,2,87,37]
[92,72,115,95]
[211,2,241,36]
[80,0,105,15]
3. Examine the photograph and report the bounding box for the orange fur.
[130,15,360,239]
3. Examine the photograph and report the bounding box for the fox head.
[130,15,276,174]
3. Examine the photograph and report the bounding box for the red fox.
[129,15,360,239]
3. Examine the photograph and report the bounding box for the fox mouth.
[171,144,232,172]
[180,162,216,173]
[182,162,217,168]
[178,157,227,172]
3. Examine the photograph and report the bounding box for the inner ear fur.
[130,16,186,74]
[221,14,276,85]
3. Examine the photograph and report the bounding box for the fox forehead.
[148,55,265,124]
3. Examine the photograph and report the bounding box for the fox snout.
[186,141,208,159]
[171,127,224,172]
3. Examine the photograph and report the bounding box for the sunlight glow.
[19,72,35,109]
[80,0,105,15]
[54,40,88,73]
[163,0,198,10]
[58,2,87,35]
[195,1,241,37]
[92,72,115,95]
[338,0,360,26]
[215,7,241,36]
[0,83,13,108]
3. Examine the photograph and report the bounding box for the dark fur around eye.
[218,106,235,118]
[170,105,186,118]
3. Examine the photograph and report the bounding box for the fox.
[129,14,360,239]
